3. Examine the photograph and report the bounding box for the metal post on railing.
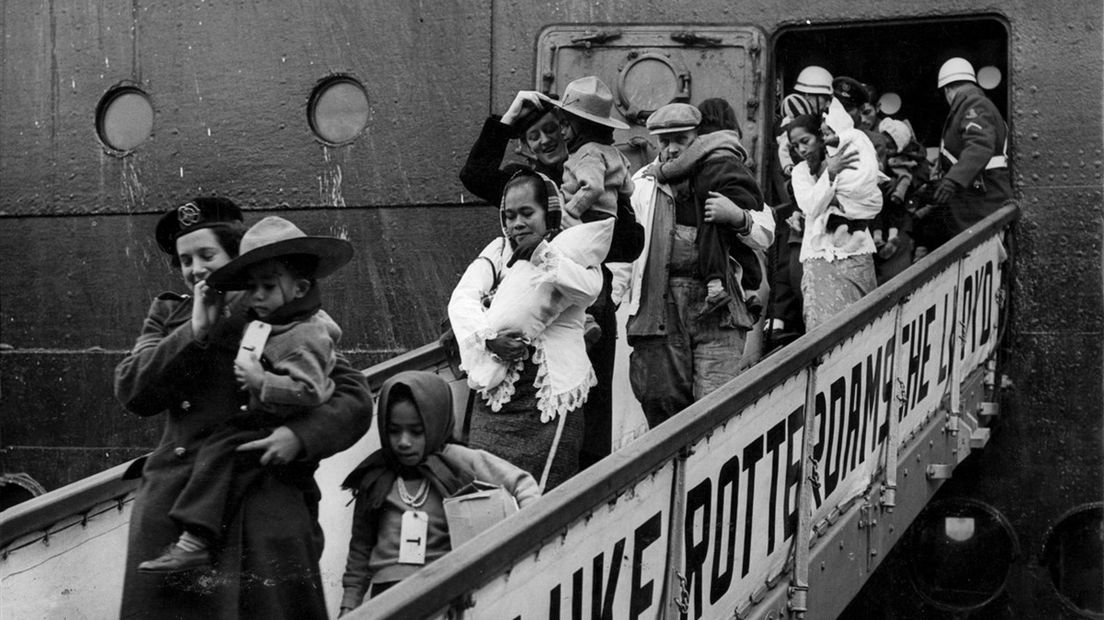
[788,362,820,618]
[663,447,690,620]
[882,305,905,512]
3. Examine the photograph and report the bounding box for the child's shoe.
[138,544,213,574]
[699,279,732,319]
[583,313,602,350]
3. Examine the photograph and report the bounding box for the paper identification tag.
[398,510,428,565]
[236,321,271,367]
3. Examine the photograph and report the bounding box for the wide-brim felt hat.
[155,197,244,255]
[552,76,629,130]
[207,216,353,290]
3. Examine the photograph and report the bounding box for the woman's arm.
[448,239,506,348]
[282,354,372,461]
[530,242,603,307]
[790,162,837,219]
[114,296,207,417]
[445,444,542,508]
[340,495,377,614]
[459,116,515,204]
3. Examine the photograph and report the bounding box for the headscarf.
[781,93,813,121]
[878,118,912,152]
[342,370,474,507]
[499,169,563,247]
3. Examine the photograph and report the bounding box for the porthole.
[96,85,154,153]
[1041,503,1103,618]
[307,75,370,145]
[906,498,1019,612]
[615,53,690,125]
[977,65,1003,90]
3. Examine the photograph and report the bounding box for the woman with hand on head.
[114,197,372,620]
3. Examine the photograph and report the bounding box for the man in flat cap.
[621,102,772,428]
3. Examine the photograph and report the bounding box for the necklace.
[397,476,429,508]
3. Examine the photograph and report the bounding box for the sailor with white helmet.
[793,65,834,114]
[932,56,1012,241]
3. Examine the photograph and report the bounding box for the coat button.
[174,447,186,458]
[180,400,191,411]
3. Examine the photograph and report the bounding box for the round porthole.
[977,65,1003,90]
[96,85,154,153]
[615,53,690,125]
[906,498,1019,612]
[308,75,370,145]
[1041,503,1103,618]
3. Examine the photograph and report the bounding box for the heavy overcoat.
[940,83,1013,234]
[114,292,372,619]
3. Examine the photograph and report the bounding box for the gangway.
[0,205,1017,619]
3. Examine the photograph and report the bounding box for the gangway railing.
[0,205,1016,619]
[355,203,1017,620]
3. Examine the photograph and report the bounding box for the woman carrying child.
[786,107,881,331]
[338,370,539,615]
[448,170,603,491]
[114,197,372,619]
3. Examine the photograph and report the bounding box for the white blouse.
[791,129,883,263]
[447,236,602,422]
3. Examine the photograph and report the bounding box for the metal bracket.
[787,584,809,614]
[979,401,1000,419]
[970,428,991,449]
[926,464,954,480]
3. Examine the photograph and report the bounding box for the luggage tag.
[236,321,271,367]
[398,510,428,565]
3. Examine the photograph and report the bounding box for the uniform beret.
[155,196,244,255]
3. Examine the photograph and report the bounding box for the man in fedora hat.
[138,215,354,574]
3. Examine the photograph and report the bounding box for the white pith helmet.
[937,57,977,88]
[794,65,834,96]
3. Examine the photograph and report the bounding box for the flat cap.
[646,103,702,135]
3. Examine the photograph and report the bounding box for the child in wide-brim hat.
[138,215,353,575]
[553,75,634,257]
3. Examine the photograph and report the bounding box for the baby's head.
[243,254,317,319]
[378,371,455,468]
[646,103,702,162]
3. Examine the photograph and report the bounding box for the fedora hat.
[207,216,353,290]
[553,76,629,130]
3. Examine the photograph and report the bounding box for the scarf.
[342,370,474,507]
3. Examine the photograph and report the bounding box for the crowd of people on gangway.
[111,56,1010,618]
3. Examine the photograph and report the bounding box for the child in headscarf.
[339,370,539,616]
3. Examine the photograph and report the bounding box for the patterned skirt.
[467,359,584,492]
[801,253,877,331]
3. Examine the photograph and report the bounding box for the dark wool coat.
[940,83,1013,234]
[114,292,372,619]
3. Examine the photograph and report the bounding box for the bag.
[443,480,519,547]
